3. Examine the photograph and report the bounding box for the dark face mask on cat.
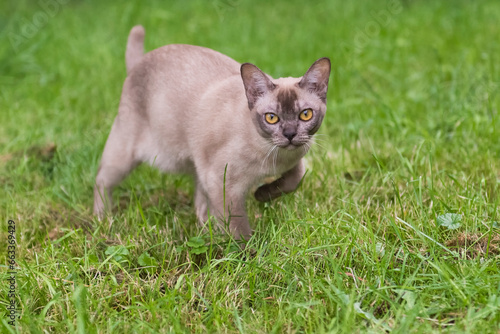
[241,58,330,150]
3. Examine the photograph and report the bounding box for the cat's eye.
[265,113,279,124]
[299,109,313,121]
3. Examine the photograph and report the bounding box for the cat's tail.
[125,25,145,75]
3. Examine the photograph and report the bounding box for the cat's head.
[241,58,331,150]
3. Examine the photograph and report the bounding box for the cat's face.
[241,58,331,150]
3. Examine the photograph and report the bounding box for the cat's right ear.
[241,63,276,109]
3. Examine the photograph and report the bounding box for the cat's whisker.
[310,135,327,143]
[311,136,327,142]
[313,134,328,140]
[308,136,328,151]
[262,144,277,170]
[302,143,309,156]
[312,141,327,151]
[311,139,328,145]
[272,146,279,176]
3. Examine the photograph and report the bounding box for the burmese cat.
[94,25,331,240]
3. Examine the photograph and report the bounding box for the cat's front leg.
[213,194,252,240]
[255,159,305,202]
[199,176,252,240]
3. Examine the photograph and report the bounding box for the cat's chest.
[256,146,305,177]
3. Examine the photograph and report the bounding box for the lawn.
[1,0,500,332]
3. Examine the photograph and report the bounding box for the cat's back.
[124,44,242,120]
[132,44,241,86]
[120,44,244,172]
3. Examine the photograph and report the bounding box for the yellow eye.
[265,113,279,124]
[299,109,313,121]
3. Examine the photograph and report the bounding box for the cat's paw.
[254,185,273,202]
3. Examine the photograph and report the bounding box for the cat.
[94,25,331,240]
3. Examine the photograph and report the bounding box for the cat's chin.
[279,143,306,151]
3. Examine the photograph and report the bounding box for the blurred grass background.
[1,0,500,332]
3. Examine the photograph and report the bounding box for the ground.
[1,0,500,332]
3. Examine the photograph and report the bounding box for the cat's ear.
[298,57,331,102]
[241,63,276,109]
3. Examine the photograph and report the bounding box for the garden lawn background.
[1,0,500,332]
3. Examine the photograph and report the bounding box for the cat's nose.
[283,129,296,142]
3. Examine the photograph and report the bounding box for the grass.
[1,0,500,332]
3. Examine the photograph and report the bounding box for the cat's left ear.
[298,57,331,102]
[241,63,276,109]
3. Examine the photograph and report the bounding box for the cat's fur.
[94,25,331,240]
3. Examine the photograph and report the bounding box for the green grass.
[1,0,500,332]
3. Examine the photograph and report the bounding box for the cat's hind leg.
[94,122,140,219]
[194,182,210,225]
[254,159,305,202]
